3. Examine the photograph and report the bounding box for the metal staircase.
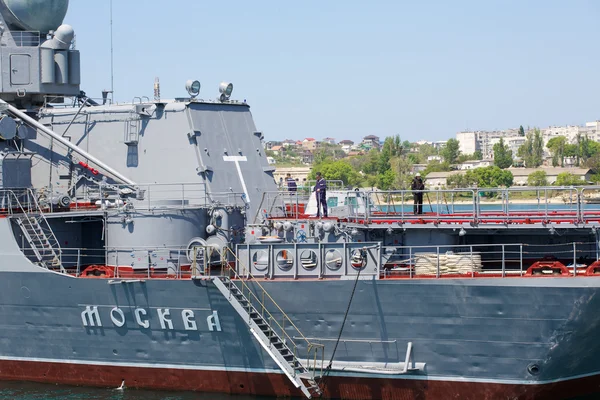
[212,268,323,399]
[15,215,64,273]
[5,189,65,273]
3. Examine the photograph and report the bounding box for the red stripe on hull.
[0,360,599,399]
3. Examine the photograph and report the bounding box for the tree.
[423,160,451,175]
[390,155,413,190]
[554,172,584,187]
[464,166,513,188]
[441,139,460,164]
[517,128,543,168]
[447,173,475,189]
[377,169,396,190]
[473,150,483,160]
[547,136,567,167]
[310,160,361,187]
[416,143,437,164]
[518,125,525,136]
[527,170,548,187]
[493,138,513,169]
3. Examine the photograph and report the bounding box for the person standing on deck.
[411,173,425,215]
[314,172,328,217]
[286,173,297,192]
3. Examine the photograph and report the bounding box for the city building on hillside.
[424,171,463,188]
[322,137,336,145]
[427,155,442,163]
[361,135,380,150]
[508,167,592,186]
[505,136,526,156]
[458,159,493,170]
[412,164,427,173]
[273,167,311,184]
[432,141,447,150]
[456,121,600,161]
[270,145,283,155]
[302,138,318,151]
[339,139,355,153]
[282,139,297,147]
[264,141,282,150]
[302,150,314,164]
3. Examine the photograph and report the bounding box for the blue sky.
[66,0,600,143]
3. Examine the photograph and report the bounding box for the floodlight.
[186,80,201,98]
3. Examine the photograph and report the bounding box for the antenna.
[154,77,160,101]
[110,0,114,103]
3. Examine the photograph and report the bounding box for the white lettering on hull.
[81,306,102,327]
[81,306,220,332]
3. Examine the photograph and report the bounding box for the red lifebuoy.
[81,265,115,278]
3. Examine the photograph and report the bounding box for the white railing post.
[519,245,523,275]
[436,246,440,278]
[501,244,505,278]
[573,242,577,277]
[409,246,412,279]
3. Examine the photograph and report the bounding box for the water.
[0,381,277,400]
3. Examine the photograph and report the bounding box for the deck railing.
[29,238,600,281]
[257,186,600,226]
[382,241,599,278]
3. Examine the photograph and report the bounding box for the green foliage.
[309,160,361,187]
[473,150,483,160]
[441,138,460,164]
[416,143,437,163]
[527,170,548,187]
[493,138,513,169]
[517,128,543,168]
[457,153,475,163]
[423,161,451,175]
[547,136,567,167]
[446,173,474,189]
[518,125,525,136]
[464,166,513,188]
[407,153,420,164]
[390,157,413,190]
[377,169,396,190]
[585,154,600,172]
[590,173,600,184]
[564,143,578,157]
[554,172,584,187]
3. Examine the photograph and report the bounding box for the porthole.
[252,250,269,272]
[300,250,318,270]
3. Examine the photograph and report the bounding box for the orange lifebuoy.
[81,265,115,278]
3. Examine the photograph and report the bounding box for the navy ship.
[0,1,600,399]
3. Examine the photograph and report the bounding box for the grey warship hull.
[2,223,600,400]
[0,1,600,399]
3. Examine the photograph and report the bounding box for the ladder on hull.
[15,215,64,272]
[212,276,322,399]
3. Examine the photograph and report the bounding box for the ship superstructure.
[0,1,599,400]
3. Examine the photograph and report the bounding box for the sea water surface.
[0,381,281,400]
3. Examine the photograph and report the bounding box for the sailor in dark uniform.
[286,173,297,192]
[314,172,327,217]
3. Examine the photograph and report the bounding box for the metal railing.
[41,238,600,281]
[1,31,41,47]
[382,241,599,278]
[255,185,600,225]
[36,181,244,213]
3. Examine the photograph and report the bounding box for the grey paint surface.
[0,266,598,387]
